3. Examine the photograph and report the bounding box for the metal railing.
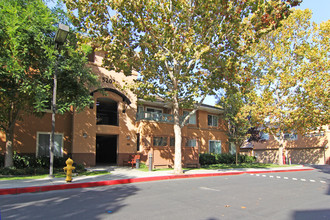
[136,111,174,123]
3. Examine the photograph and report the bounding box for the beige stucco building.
[0,51,229,167]
[241,128,330,165]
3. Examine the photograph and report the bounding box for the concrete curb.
[0,168,314,195]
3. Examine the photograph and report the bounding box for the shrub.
[199,153,216,165]
[12,152,70,169]
[215,153,235,164]
[238,154,256,163]
[74,163,86,172]
[200,153,256,165]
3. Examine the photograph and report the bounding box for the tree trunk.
[173,101,183,174]
[278,132,284,165]
[4,132,14,167]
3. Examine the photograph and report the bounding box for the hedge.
[199,153,256,165]
[0,152,85,175]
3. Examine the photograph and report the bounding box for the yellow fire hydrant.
[63,158,75,182]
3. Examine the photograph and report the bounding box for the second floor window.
[96,98,118,126]
[208,115,218,127]
[153,136,167,146]
[183,111,196,124]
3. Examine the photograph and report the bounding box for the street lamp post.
[50,24,69,177]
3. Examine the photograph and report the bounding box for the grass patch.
[200,163,298,170]
[139,163,299,172]
[0,169,109,181]
[138,167,173,172]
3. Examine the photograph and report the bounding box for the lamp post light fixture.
[49,23,69,177]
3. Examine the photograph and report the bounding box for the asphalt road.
[0,168,329,220]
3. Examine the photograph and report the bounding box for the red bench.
[128,154,140,168]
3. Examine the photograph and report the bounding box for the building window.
[153,136,168,146]
[37,132,63,157]
[145,107,163,121]
[170,137,175,146]
[284,133,298,141]
[183,111,196,124]
[229,142,236,154]
[209,140,221,154]
[96,98,118,126]
[208,115,218,127]
[146,107,162,113]
[137,106,144,113]
[137,133,140,151]
[186,139,197,147]
[304,132,325,138]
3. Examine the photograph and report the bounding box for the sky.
[204,0,330,106]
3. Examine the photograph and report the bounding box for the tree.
[245,9,330,164]
[0,0,98,167]
[217,83,253,164]
[64,0,300,173]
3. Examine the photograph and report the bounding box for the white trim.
[36,132,64,157]
[208,114,218,127]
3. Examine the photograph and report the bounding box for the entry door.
[96,135,117,164]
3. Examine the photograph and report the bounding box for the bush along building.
[0,51,229,168]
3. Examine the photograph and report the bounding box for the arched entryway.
[96,97,118,126]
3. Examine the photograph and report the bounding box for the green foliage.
[138,162,147,169]
[74,163,86,172]
[12,152,68,169]
[65,0,300,173]
[0,0,99,167]
[0,167,49,176]
[0,152,87,176]
[247,9,330,135]
[199,153,256,165]
[199,153,216,165]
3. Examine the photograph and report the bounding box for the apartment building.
[0,51,229,167]
[241,128,330,165]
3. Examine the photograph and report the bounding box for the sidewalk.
[0,165,314,195]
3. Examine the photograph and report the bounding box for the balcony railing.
[137,111,174,123]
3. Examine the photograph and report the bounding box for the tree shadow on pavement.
[0,183,139,220]
[310,165,330,174]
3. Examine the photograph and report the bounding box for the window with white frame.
[229,142,236,154]
[183,111,196,124]
[37,132,63,157]
[153,136,167,146]
[186,139,197,147]
[209,140,221,154]
[208,115,218,127]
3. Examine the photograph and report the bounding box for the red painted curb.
[0,168,314,195]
